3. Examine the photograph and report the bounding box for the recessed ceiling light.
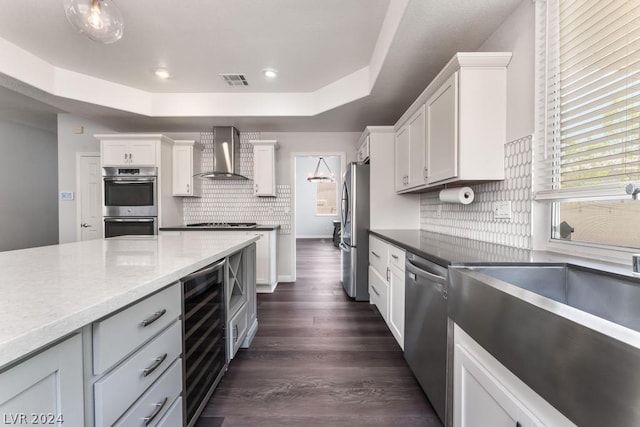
[262,69,278,79]
[155,68,170,79]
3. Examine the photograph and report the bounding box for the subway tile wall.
[183,132,293,234]
[420,135,533,249]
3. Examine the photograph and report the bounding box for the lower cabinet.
[0,334,84,426]
[227,243,258,360]
[368,234,406,349]
[253,230,278,292]
[453,324,576,427]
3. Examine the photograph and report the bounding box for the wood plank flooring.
[195,238,442,427]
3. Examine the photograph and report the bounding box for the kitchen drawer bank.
[0,232,258,426]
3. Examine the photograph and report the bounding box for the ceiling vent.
[219,73,248,86]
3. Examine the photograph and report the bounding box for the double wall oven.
[103,167,158,238]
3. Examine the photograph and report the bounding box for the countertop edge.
[0,235,259,370]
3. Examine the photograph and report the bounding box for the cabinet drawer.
[156,396,183,427]
[368,266,389,322]
[389,245,406,272]
[93,283,181,374]
[113,358,182,427]
[94,321,182,427]
[369,235,389,277]
[228,303,248,360]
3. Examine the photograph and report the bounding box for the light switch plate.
[493,201,512,219]
[60,191,75,201]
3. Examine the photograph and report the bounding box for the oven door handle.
[104,177,156,183]
[104,218,156,223]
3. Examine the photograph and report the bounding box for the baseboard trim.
[278,275,294,283]
[256,282,278,293]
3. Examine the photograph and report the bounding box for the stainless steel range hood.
[198,126,249,180]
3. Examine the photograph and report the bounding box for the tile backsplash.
[420,135,533,249]
[183,132,292,234]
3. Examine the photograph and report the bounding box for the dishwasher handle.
[406,260,448,299]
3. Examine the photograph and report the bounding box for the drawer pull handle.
[371,251,380,258]
[391,254,399,260]
[143,397,168,425]
[143,353,167,377]
[141,309,167,327]
[371,285,380,296]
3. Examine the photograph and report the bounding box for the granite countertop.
[370,229,635,277]
[0,232,258,369]
[161,224,281,231]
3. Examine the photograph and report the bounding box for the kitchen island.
[0,231,258,426]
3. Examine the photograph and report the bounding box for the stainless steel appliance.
[103,167,158,237]
[197,126,249,180]
[104,217,158,238]
[181,259,227,427]
[404,253,448,423]
[103,167,158,217]
[339,162,370,301]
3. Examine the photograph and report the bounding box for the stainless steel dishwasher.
[404,252,448,424]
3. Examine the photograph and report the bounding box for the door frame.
[75,152,101,241]
[290,151,347,282]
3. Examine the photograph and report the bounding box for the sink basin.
[448,263,640,427]
[465,264,640,333]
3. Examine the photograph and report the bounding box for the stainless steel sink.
[466,264,640,332]
[448,263,640,427]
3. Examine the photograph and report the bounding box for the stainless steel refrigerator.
[340,162,370,301]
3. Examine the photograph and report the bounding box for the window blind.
[536,0,640,199]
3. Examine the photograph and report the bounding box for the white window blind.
[536,0,640,200]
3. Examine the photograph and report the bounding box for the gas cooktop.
[186,222,257,228]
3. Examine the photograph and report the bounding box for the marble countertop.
[0,231,258,369]
[161,224,281,231]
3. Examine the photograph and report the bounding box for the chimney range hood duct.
[198,126,249,180]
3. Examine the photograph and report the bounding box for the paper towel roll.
[439,187,474,204]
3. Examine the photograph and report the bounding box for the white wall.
[57,114,113,243]
[0,117,58,251]
[295,156,342,238]
[478,0,535,141]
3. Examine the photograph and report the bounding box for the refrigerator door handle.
[339,241,350,252]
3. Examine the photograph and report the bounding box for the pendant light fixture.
[64,0,124,44]
[307,157,335,183]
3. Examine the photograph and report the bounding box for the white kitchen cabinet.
[368,234,406,349]
[253,230,278,292]
[172,140,202,197]
[394,52,511,192]
[250,140,279,197]
[101,138,157,166]
[395,105,426,192]
[454,324,576,427]
[357,133,370,162]
[387,246,406,349]
[0,334,84,426]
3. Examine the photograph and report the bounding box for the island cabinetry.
[368,234,406,349]
[0,334,84,426]
[172,140,202,197]
[227,243,257,360]
[250,140,279,197]
[91,283,183,427]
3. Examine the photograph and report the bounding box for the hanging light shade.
[64,0,124,44]
[307,157,335,183]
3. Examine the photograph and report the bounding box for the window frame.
[314,180,339,217]
[534,0,640,262]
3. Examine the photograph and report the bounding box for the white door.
[79,155,103,241]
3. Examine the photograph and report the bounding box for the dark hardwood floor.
[196,238,442,426]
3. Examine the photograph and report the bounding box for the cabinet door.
[368,265,389,322]
[102,141,129,166]
[253,145,275,196]
[254,232,269,285]
[394,125,410,192]
[427,72,458,184]
[172,145,193,196]
[388,264,405,350]
[128,141,157,166]
[408,104,426,188]
[0,334,84,426]
[455,345,540,427]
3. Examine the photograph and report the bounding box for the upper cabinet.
[172,140,202,197]
[394,52,511,194]
[357,134,370,163]
[100,137,159,167]
[250,140,279,197]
